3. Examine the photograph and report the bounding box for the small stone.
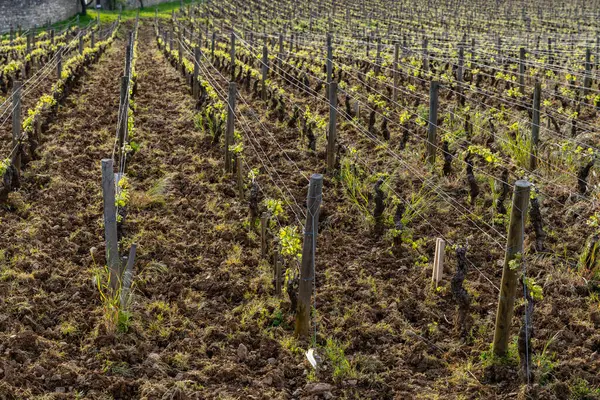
[55,387,66,393]
[267,357,276,365]
[237,343,248,361]
[292,388,303,397]
[305,382,333,395]
[323,392,333,400]
[346,379,357,386]
[146,353,161,363]
[262,375,273,386]
[175,373,184,380]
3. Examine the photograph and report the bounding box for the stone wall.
[0,0,80,32]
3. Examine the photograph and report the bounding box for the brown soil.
[0,21,599,400]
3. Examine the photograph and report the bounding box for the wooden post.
[519,47,526,94]
[50,29,55,45]
[584,48,592,98]
[230,31,236,81]
[12,81,22,173]
[178,30,183,66]
[392,42,399,103]
[427,81,439,165]
[278,32,284,70]
[91,31,96,48]
[432,238,445,287]
[422,38,429,74]
[295,174,324,338]
[102,159,121,293]
[326,33,333,84]
[211,31,216,58]
[530,82,541,171]
[327,81,337,173]
[125,42,132,78]
[193,47,200,98]
[118,76,128,160]
[375,38,381,75]
[57,50,62,78]
[79,34,84,54]
[261,212,269,258]
[274,245,282,295]
[457,45,464,105]
[225,82,237,173]
[26,34,31,55]
[261,44,268,101]
[493,180,532,357]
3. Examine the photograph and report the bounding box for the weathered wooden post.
[295,174,324,338]
[125,42,132,78]
[102,159,121,293]
[178,30,183,66]
[50,29,55,45]
[327,81,337,174]
[375,38,381,74]
[211,31,216,58]
[530,82,541,171]
[118,76,129,160]
[91,31,96,48]
[457,45,464,105]
[326,33,333,84]
[493,180,531,357]
[261,44,269,101]
[230,31,236,81]
[79,34,84,54]
[392,42,399,102]
[278,32,284,70]
[426,81,440,165]
[584,48,592,98]
[261,212,269,258]
[432,238,445,287]
[12,80,22,173]
[225,82,237,173]
[422,38,429,74]
[519,47,526,94]
[193,47,200,98]
[57,49,62,78]
[26,34,31,55]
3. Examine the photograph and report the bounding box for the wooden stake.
[57,50,62,79]
[102,159,121,293]
[326,33,333,84]
[427,81,439,165]
[392,42,399,103]
[230,31,236,81]
[457,45,464,105]
[118,76,128,161]
[193,46,200,98]
[295,174,324,338]
[327,81,337,174]
[519,47,526,94]
[493,180,531,357]
[530,82,541,171]
[12,81,22,173]
[225,82,237,173]
[261,44,269,101]
[432,238,445,287]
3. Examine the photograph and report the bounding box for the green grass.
[79,0,201,25]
